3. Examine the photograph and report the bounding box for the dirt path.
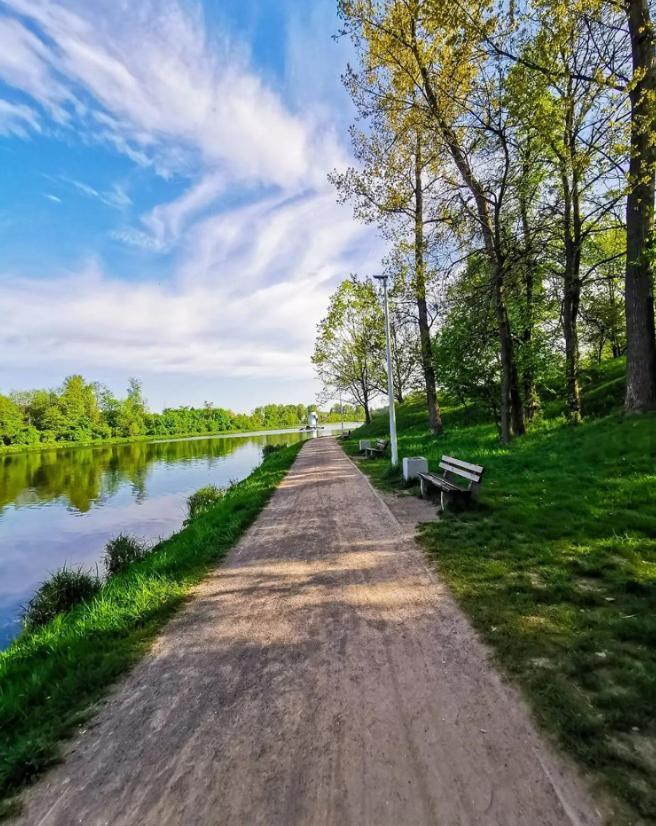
[16,438,602,826]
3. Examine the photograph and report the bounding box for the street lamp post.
[374,275,398,467]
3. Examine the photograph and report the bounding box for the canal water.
[0,425,354,647]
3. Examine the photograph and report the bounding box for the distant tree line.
[313,0,655,439]
[0,375,363,448]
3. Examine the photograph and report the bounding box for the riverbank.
[0,422,362,457]
[0,441,303,818]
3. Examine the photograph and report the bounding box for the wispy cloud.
[1,192,382,378]
[0,0,345,186]
[58,176,132,210]
[109,228,167,252]
[44,193,61,203]
[0,98,41,137]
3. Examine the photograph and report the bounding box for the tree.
[116,378,147,437]
[0,395,26,445]
[623,0,656,410]
[331,105,444,432]
[312,277,385,422]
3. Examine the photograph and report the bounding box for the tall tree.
[312,277,385,423]
[331,110,444,432]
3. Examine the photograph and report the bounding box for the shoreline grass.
[0,441,303,818]
[343,369,655,822]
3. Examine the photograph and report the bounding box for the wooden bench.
[363,439,389,458]
[418,455,485,510]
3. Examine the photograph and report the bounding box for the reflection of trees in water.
[0,432,300,514]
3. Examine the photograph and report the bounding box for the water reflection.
[0,427,348,647]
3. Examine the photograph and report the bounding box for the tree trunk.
[563,276,582,422]
[560,111,583,423]
[520,195,539,421]
[624,0,656,412]
[495,271,525,441]
[414,133,442,434]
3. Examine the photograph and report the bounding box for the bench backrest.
[439,455,484,490]
[375,439,389,450]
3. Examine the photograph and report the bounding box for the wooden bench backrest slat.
[375,439,388,449]
[441,455,484,475]
[439,462,481,484]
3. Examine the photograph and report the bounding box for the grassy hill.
[343,358,656,822]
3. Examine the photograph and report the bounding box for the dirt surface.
[16,437,603,826]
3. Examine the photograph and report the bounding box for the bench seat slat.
[418,473,464,492]
[441,455,484,475]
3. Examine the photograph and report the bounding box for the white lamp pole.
[374,275,398,467]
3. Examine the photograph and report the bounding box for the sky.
[0,0,383,412]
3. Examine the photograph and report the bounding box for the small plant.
[22,566,100,631]
[103,533,148,576]
[262,443,286,458]
[186,484,224,520]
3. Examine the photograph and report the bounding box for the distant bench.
[418,455,485,510]
[362,439,389,458]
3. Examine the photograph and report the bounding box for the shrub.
[262,443,286,458]
[186,484,224,520]
[22,567,100,631]
[103,533,148,576]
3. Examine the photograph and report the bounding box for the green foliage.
[0,442,303,810]
[262,443,286,458]
[186,485,224,521]
[0,379,363,451]
[103,534,149,577]
[345,363,655,821]
[22,568,101,632]
[312,275,386,422]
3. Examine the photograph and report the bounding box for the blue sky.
[0,0,382,411]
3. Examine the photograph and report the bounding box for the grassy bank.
[0,441,303,818]
[344,364,655,822]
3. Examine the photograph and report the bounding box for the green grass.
[0,441,303,818]
[344,359,656,823]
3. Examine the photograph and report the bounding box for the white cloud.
[109,228,167,252]
[0,192,383,380]
[44,193,61,203]
[140,172,226,251]
[58,176,132,209]
[0,98,41,136]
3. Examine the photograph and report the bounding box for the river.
[0,425,356,648]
